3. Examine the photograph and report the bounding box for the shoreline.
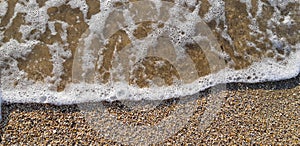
[1,74,299,145]
[0,0,299,145]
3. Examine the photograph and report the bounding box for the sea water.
[0,0,299,106]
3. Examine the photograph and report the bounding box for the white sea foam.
[2,47,300,104]
[0,0,299,105]
[0,1,8,18]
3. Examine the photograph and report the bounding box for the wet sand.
[1,75,299,145]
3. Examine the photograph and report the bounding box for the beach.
[1,76,299,145]
[0,0,299,145]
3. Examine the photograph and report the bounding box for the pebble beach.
[0,0,299,145]
[1,76,299,145]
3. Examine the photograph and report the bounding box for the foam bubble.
[2,48,300,104]
[0,0,299,107]
[67,0,88,20]
[0,1,8,18]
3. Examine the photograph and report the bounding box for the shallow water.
[0,0,299,104]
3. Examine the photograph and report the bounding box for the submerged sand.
[0,76,299,145]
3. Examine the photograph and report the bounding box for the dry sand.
[1,76,299,145]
